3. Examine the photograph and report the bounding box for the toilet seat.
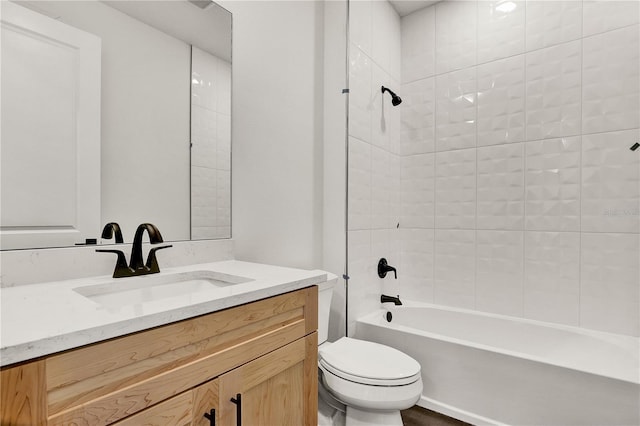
[318,337,423,412]
[318,337,421,386]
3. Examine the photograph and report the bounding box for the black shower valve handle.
[378,258,397,279]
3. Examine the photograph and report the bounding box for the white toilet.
[317,276,423,426]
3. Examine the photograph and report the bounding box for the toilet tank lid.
[319,337,420,381]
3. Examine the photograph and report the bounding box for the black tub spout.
[381,294,402,305]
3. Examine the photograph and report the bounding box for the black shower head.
[381,86,402,106]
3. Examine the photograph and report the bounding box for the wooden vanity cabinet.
[114,377,219,426]
[1,286,318,426]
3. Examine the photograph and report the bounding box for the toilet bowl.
[316,275,423,426]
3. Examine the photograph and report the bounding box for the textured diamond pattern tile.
[435,149,476,229]
[581,233,640,336]
[477,143,525,230]
[476,230,524,317]
[373,228,402,297]
[582,129,640,233]
[526,0,582,51]
[349,46,372,144]
[435,0,477,74]
[436,68,477,151]
[400,228,435,303]
[434,229,476,309]
[348,0,640,328]
[583,25,640,134]
[583,0,640,37]
[372,0,402,82]
[526,40,582,140]
[477,55,526,146]
[389,154,401,229]
[401,6,435,83]
[401,153,435,229]
[401,77,435,155]
[525,137,581,231]
[347,229,374,335]
[477,0,525,64]
[348,137,372,231]
[524,231,580,325]
[372,147,391,229]
[349,0,372,55]
[372,64,401,152]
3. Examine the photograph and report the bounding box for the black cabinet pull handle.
[203,408,216,426]
[230,393,242,426]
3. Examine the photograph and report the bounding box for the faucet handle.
[378,258,397,279]
[146,245,173,274]
[96,249,134,278]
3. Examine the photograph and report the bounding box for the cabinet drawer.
[113,379,219,426]
[32,286,317,425]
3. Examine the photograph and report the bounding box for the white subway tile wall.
[349,0,640,337]
[191,47,231,239]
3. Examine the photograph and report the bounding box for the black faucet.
[130,223,165,271]
[378,258,397,279]
[381,294,402,305]
[97,223,172,278]
[101,222,124,244]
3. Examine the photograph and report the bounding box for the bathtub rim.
[358,301,640,385]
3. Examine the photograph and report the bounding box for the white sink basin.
[73,271,253,308]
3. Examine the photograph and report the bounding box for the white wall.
[220,1,325,270]
[397,0,640,336]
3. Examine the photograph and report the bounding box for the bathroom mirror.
[0,0,231,249]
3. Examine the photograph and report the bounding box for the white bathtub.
[357,302,640,426]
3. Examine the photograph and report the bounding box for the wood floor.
[401,406,471,426]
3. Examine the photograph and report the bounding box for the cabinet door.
[114,379,219,426]
[219,333,317,426]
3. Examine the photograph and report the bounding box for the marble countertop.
[0,260,327,367]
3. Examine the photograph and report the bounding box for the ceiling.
[388,0,439,17]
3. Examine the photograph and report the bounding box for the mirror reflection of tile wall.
[191,47,232,240]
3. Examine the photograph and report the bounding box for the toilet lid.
[319,337,421,385]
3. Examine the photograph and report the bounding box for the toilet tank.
[317,272,337,345]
